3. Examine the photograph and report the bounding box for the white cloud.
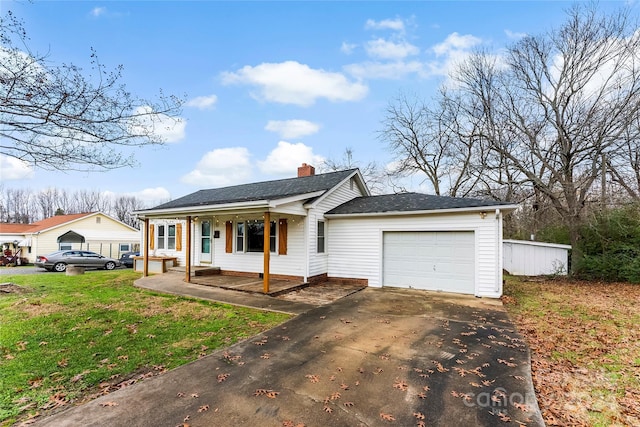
[181,147,252,187]
[128,187,172,205]
[432,32,482,57]
[365,18,405,32]
[426,32,485,79]
[265,120,320,139]
[505,29,527,40]
[129,106,186,143]
[365,38,419,60]
[345,60,425,80]
[258,141,324,175]
[341,41,358,55]
[221,61,368,107]
[0,155,34,180]
[91,7,106,17]
[185,94,218,109]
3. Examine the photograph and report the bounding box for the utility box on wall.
[503,240,572,276]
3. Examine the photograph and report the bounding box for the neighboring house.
[134,164,518,298]
[0,212,140,264]
[503,239,572,276]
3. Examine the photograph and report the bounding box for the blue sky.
[1,1,631,206]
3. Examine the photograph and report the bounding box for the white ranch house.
[134,164,517,298]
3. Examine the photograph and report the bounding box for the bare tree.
[320,147,388,195]
[0,11,184,172]
[379,91,480,197]
[1,187,34,223]
[453,5,640,266]
[112,195,143,228]
[74,190,111,213]
[35,187,61,219]
[380,5,640,269]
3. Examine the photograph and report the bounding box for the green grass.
[0,270,290,425]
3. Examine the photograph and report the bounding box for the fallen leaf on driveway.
[100,401,118,407]
[380,412,395,421]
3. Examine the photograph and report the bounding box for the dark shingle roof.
[151,169,357,210]
[325,192,513,215]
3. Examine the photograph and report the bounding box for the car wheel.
[53,263,67,272]
[105,261,116,270]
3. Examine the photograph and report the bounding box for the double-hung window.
[167,225,176,249]
[157,225,165,249]
[156,224,176,250]
[317,221,325,253]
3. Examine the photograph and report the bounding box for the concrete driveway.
[33,286,543,427]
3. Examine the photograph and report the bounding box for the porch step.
[167,266,221,277]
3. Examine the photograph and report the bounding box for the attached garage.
[383,231,475,294]
[325,193,518,298]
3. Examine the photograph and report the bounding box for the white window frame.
[235,220,276,253]
[317,220,326,253]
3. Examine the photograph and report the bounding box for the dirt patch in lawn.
[503,277,640,426]
[0,282,31,296]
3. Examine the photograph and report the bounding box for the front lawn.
[0,270,290,426]
[503,277,640,427]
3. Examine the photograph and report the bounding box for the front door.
[200,220,212,263]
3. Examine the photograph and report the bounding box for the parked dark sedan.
[119,251,140,268]
[35,250,121,272]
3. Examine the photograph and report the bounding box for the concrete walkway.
[33,279,544,427]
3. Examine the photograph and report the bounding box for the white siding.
[327,211,504,298]
[148,220,187,266]
[32,214,139,262]
[307,178,365,277]
[213,217,306,277]
[503,240,570,276]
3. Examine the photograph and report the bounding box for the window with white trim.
[119,243,130,252]
[317,221,325,253]
[157,225,165,249]
[236,220,276,252]
[167,224,176,249]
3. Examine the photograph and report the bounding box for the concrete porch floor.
[168,266,307,296]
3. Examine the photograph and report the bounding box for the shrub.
[575,205,640,283]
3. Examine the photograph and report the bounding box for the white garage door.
[383,231,475,294]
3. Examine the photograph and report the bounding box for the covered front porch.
[137,207,309,294]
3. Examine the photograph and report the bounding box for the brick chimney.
[297,163,315,177]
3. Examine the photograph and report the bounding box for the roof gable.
[325,193,517,216]
[151,169,359,210]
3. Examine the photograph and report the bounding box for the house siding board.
[308,179,365,277]
[327,212,503,298]
[503,240,570,276]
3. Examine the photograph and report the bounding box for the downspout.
[495,209,502,295]
[303,213,309,283]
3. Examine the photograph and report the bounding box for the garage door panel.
[383,231,475,294]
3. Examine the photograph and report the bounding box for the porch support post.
[263,211,270,293]
[185,216,192,283]
[143,218,149,277]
